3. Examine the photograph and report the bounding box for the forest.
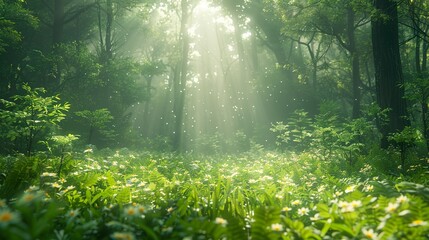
[0,0,429,239]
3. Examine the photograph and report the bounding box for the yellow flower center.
[0,212,12,222]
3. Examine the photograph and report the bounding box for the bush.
[0,84,70,156]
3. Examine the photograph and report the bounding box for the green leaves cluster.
[0,84,70,155]
[270,108,374,161]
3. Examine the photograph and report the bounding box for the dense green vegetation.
[0,149,428,239]
[1,0,429,239]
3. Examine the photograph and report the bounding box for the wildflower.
[248,179,258,184]
[271,223,283,232]
[362,228,378,239]
[377,214,391,230]
[340,204,355,213]
[345,185,356,193]
[23,193,35,202]
[41,172,57,177]
[338,201,349,209]
[67,209,79,218]
[396,195,409,204]
[310,213,320,221]
[409,219,428,227]
[83,148,93,154]
[111,232,135,240]
[27,185,39,191]
[129,177,139,183]
[136,205,145,214]
[350,200,362,208]
[398,210,410,216]
[0,209,19,226]
[51,182,62,189]
[282,206,291,212]
[298,207,310,216]
[124,206,138,217]
[334,191,342,197]
[291,200,301,206]
[167,207,174,213]
[384,202,399,213]
[215,217,228,227]
[364,185,374,192]
[64,185,75,192]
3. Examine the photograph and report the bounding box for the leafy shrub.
[0,84,70,156]
[271,108,375,164]
[75,108,115,146]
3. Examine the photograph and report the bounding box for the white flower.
[409,219,428,227]
[362,228,378,239]
[350,200,362,208]
[384,202,399,213]
[271,223,283,232]
[282,206,291,212]
[345,185,356,193]
[215,217,228,227]
[298,207,310,216]
[396,195,409,204]
[83,148,93,154]
[310,213,320,221]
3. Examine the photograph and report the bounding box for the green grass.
[0,149,429,239]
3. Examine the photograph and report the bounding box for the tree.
[172,0,194,152]
[0,0,38,98]
[284,0,371,118]
[371,0,409,148]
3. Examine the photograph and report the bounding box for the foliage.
[75,108,115,145]
[270,109,313,152]
[270,107,375,163]
[0,150,428,239]
[0,0,38,53]
[43,134,79,177]
[0,84,70,155]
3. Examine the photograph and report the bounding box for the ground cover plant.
[0,149,428,240]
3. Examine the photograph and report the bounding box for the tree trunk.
[105,0,113,61]
[53,0,65,45]
[371,0,409,148]
[348,7,362,118]
[172,0,191,152]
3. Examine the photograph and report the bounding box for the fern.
[82,173,100,188]
[251,206,281,240]
[116,187,131,204]
[226,217,248,240]
[0,155,36,199]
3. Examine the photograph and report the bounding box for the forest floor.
[1,149,429,239]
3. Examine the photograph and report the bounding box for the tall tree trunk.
[53,0,65,45]
[348,7,362,118]
[105,0,113,61]
[371,0,409,148]
[421,37,429,151]
[172,0,191,152]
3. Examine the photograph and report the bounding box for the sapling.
[46,134,79,177]
[0,83,70,156]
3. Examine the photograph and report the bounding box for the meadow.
[0,148,428,240]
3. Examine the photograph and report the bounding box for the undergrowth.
[0,149,428,239]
